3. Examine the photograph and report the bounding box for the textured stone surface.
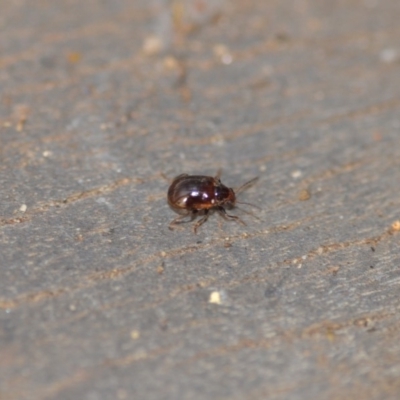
[1,1,400,399]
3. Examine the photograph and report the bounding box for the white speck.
[222,54,233,65]
[339,215,344,219]
[292,259,298,264]
[380,48,398,63]
[130,330,140,340]
[5,309,11,313]
[302,255,308,260]
[160,251,167,257]
[259,165,267,172]
[291,170,302,179]
[297,264,302,269]
[96,197,113,208]
[19,204,27,213]
[213,44,233,65]
[42,150,52,157]
[179,152,186,160]
[317,247,324,255]
[209,291,222,305]
[142,35,163,56]
[69,304,76,311]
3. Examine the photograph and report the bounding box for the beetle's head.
[215,181,236,208]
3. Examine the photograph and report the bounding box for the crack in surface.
[0,177,139,228]
[0,219,397,311]
[174,310,396,368]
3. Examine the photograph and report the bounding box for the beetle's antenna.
[234,177,259,195]
[236,201,261,210]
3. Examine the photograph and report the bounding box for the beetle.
[167,171,258,233]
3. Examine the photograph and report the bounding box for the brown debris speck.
[298,188,311,201]
[391,220,400,231]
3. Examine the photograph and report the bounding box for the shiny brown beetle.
[167,171,258,233]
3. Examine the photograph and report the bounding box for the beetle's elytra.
[167,171,258,233]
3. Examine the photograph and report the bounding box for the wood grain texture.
[1,1,400,399]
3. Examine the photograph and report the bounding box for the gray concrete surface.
[1,1,400,399]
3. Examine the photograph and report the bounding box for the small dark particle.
[371,246,375,252]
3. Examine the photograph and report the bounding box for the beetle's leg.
[233,205,261,220]
[214,168,222,180]
[169,211,197,230]
[193,210,209,234]
[217,206,246,226]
